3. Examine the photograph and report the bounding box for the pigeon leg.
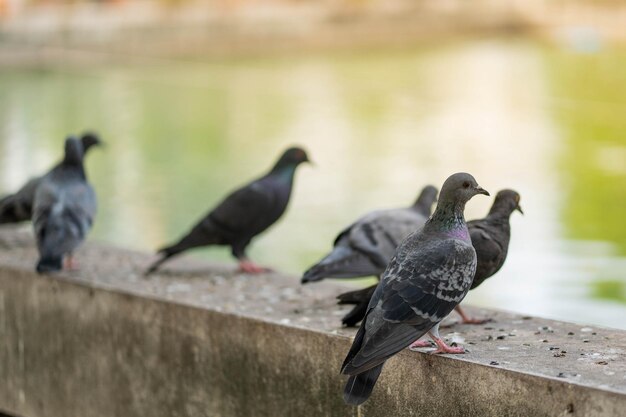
[64,253,80,271]
[238,259,272,274]
[408,337,433,350]
[455,305,491,325]
[428,323,465,354]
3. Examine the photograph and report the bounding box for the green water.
[1,39,625,328]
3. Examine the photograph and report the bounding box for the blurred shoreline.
[1,0,624,68]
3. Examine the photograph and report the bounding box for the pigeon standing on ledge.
[341,173,489,406]
[0,132,102,225]
[455,189,523,323]
[301,185,438,284]
[338,189,523,328]
[33,137,97,273]
[145,146,310,275]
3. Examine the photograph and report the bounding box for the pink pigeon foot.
[409,340,433,349]
[64,255,80,271]
[430,337,465,355]
[455,305,491,325]
[238,260,272,274]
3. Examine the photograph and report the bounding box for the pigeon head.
[438,172,489,205]
[489,189,523,216]
[80,132,103,153]
[271,146,311,173]
[63,136,85,166]
[412,185,438,214]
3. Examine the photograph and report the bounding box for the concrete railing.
[0,228,624,417]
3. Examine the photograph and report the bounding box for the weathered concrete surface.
[0,227,624,417]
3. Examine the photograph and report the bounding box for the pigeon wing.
[347,210,426,268]
[468,222,504,288]
[343,238,476,374]
[208,181,276,238]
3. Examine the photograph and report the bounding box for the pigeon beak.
[516,204,524,215]
[475,186,490,196]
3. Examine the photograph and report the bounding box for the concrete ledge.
[0,229,624,416]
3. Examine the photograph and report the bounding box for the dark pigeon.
[145,146,310,275]
[33,137,97,273]
[301,185,437,284]
[337,189,523,328]
[341,172,489,406]
[0,132,102,225]
[454,189,522,323]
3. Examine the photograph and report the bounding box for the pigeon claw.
[64,255,80,271]
[238,260,271,274]
[409,340,433,350]
[431,338,465,355]
[431,346,465,355]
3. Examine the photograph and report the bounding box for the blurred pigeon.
[454,189,523,323]
[33,137,97,273]
[301,185,437,284]
[337,284,377,327]
[341,173,488,405]
[0,132,102,225]
[337,189,523,328]
[145,147,310,275]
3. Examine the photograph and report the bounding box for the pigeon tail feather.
[343,364,383,405]
[36,256,63,274]
[301,247,379,284]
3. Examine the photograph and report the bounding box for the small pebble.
[496,335,506,340]
[490,361,499,366]
[596,361,608,365]
[567,332,575,336]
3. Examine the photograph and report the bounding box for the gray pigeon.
[338,189,523,327]
[341,172,488,406]
[33,137,97,273]
[301,185,438,284]
[0,133,102,225]
[145,146,310,275]
[454,189,523,323]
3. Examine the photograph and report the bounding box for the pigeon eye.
[462,181,470,188]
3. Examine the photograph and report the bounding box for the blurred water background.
[0,1,625,329]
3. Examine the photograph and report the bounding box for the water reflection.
[0,39,624,328]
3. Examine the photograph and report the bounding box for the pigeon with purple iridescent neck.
[341,172,489,406]
[338,189,523,328]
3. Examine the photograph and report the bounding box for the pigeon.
[341,172,489,406]
[33,137,97,273]
[337,189,523,328]
[145,146,310,275]
[454,189,523,323]
[301,185,438,284]
[0,132,102,225]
